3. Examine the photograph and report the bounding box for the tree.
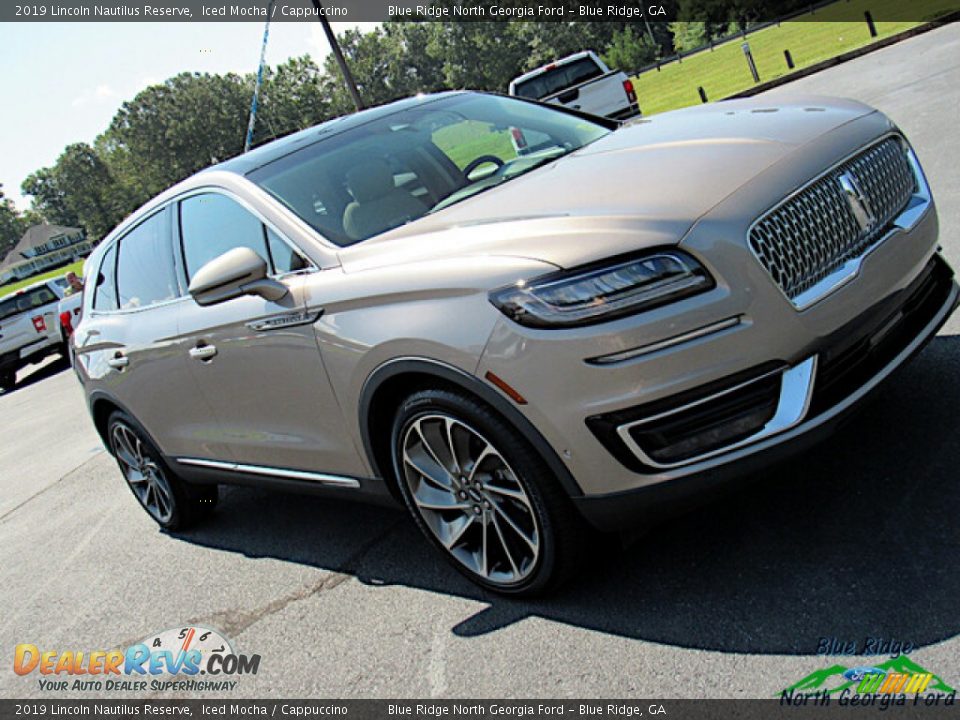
[254,56,332,145]
[21,168,80,229]
[670,0,806,51]
[100,72,250,203]
[424,22,531,92]
[20,145,127,241]
[602,26,659,72]
[519,21,651,70]
[669,21,710,51]
[55,144,128,240]
[321,27,402,115]
[0,185,28,256]
[380,22,448,95]
[319,25,450,115]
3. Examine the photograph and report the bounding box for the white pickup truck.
[0,277,71,392]
[508,50,639,121]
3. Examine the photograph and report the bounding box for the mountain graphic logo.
[781,656,955,696]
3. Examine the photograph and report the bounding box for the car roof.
[209,91,467,177]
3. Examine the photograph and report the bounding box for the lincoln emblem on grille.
[837,171,877,233]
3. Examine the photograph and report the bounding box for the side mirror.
[188,247,289,307]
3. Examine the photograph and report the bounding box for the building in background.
[0,224,91,284]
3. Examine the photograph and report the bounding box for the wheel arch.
[358,358,584,499]
[89,391,163,457]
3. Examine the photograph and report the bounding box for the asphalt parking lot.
[2,24,959,699]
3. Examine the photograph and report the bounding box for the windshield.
[248,94,611,246]
[514,57,605,100]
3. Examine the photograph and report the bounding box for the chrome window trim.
[174,185,319,282]
[88,294,192,318]
[176,457,361,488]
[88,206,182,316]
[90,191,318,319]
[615,356,817,470]
[747,134,932,311]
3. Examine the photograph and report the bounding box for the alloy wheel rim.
[111,423,174,524]
[400,413,540,585]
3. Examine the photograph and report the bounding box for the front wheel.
[107,410,217,530]
[390,389,591,595]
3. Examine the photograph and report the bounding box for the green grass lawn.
[633,0,957,116]
[0,259,86,297]
[432,120,518,169]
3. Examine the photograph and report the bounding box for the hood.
[339,96,876,272]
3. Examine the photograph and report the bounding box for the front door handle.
[107,354,128,369]
[189,344,217,361]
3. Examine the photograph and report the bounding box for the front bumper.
[572,255,958,530]
[478,122,953,524]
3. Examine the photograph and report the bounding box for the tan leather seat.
[342,158,425,241]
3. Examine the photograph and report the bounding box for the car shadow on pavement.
[174,334,960,656]
[2,355,71,395]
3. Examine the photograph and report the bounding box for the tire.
[0,370,15,393]
[390,388,592,596]
[107,410,217,530]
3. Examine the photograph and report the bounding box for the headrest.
[346,158,395,203]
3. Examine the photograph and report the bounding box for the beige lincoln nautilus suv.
[73,91,957,594]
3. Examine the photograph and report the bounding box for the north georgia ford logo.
[14,626,260,692]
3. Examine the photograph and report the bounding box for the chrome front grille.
[749,136,918,304]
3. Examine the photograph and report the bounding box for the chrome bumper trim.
[616,356,818,470]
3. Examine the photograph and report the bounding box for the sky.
[0,21,377,210]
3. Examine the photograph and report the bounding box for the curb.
[727,12,960,100]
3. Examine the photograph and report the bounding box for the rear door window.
[116,211,178,310]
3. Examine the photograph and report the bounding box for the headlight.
[489,251,713,328]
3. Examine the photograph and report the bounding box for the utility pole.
[244,0,275,152]
[311,0,364,111]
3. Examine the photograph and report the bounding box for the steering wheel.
[463,155,506,180]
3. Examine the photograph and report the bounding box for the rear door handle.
[189,344,217,361]
[107,354,128,369]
